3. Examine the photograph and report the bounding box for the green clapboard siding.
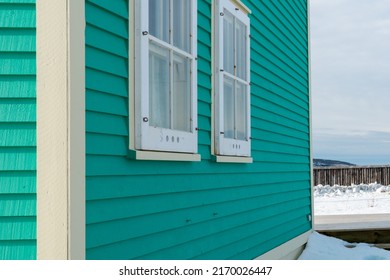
[85,0,311,260]
[0,0,36,260]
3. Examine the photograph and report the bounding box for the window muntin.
[216,0,251,157]
[135,0,197,153]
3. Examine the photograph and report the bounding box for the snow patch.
[314,183,390,215]
[299,232,390,260]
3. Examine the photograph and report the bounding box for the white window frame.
[215,0,251,157]
[133,0,198,155]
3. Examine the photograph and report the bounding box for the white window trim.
[128,149,201,162]
[231,0,252,15]
[214,155,253,163]
[131,0,199,158]
[214,0,252,160]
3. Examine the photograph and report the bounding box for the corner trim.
[37,0,85,260]
[68,0,86,260]
[307,0,314,229]
[254,230,312,260]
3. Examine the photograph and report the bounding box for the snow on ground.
[314,182,390,215]
[306,183,390,259]
[299,231,390,260]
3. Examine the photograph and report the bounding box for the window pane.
[236,82,247,140]
[149,0,169,43]
[236,20,247,80]
[172,53,191,132]
[149,42,170,129]
[172,0,191,52]
[224,76,235,139]
[223,10,234,75]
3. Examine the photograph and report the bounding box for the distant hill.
[313,158,355,167]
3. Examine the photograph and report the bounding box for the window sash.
[216,0,250,157]
[222,74,249,141]
[148,38,193,133]
[135,0,197,153]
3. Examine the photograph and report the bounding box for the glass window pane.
[149,0,169,43]
[172,0,191,52]
[172,53,191,132]
[236,20,247,80]
[224,76,235,139]
[149,42,170,129]
[223,10,234,75]
[236,82,247,140]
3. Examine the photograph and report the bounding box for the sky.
[310,0,390,165]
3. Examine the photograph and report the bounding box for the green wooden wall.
[0,0,36,259]
[86,0,311,259]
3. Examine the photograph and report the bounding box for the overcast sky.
[310,0,390,165]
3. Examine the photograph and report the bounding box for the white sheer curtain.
[149,0,169,43]
[223,10,234,75]
[173,0,191,53]
[236,82,247,140]
[235,20,247,81]
[172,54,191,132]
[149,42,170,129]
[224,77,235,139]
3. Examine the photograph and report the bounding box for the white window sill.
[213,155,253,163]
[128,150,201,162]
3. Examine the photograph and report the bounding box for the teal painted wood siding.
[86,0,310,259]
[0,0,36,260]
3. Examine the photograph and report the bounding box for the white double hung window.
[134,0,197,154]
[215,0,251,157]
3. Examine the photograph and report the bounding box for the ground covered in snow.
[299,231,390,260]
[314,183,390,215]
[308,183,390,260]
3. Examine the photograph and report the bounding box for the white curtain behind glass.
[236,82,247,140]
[223,10,234,75]
[149,0,169,43]
[173,54,191,132]
[235,20,246,81]
[173,0,191,53]
[149,42,170,129]
[224,77,235,139]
